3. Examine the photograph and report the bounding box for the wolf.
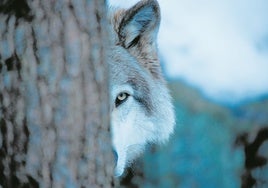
[108,0,175,177]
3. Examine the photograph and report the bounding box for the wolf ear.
[118,0,160,49]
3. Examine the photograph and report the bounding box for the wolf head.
[108,0,175,177]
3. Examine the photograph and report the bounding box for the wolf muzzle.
[113,149,118,166]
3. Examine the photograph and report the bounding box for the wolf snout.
[113,149,118,166]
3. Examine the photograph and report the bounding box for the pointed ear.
[118,0,160,48]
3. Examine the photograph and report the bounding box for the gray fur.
[108,0,175,177]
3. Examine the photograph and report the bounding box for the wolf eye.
[115,92,130,107]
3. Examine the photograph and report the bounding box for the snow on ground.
[108,0,268,104]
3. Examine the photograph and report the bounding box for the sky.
[108,0,268,104]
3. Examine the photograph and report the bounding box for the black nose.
[113,149,118,166]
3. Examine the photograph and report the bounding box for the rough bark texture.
[0,0,113,187]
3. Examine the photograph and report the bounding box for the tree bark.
[0,0,113,187]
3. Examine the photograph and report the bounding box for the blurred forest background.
[119,79,268,188]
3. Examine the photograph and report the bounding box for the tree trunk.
[0,0,113,187]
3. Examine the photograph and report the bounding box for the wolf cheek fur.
[108,0,175,177]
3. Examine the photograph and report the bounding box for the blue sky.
[108,0,268,104]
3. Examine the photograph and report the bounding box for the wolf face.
[108,0,175,177]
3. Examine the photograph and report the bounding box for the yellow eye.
[115,92,129,107]
[118,93,127,101]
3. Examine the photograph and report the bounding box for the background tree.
[0,0,114,187]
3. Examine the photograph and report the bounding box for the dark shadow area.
[0,0,33,21]
[236,127,268,188]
